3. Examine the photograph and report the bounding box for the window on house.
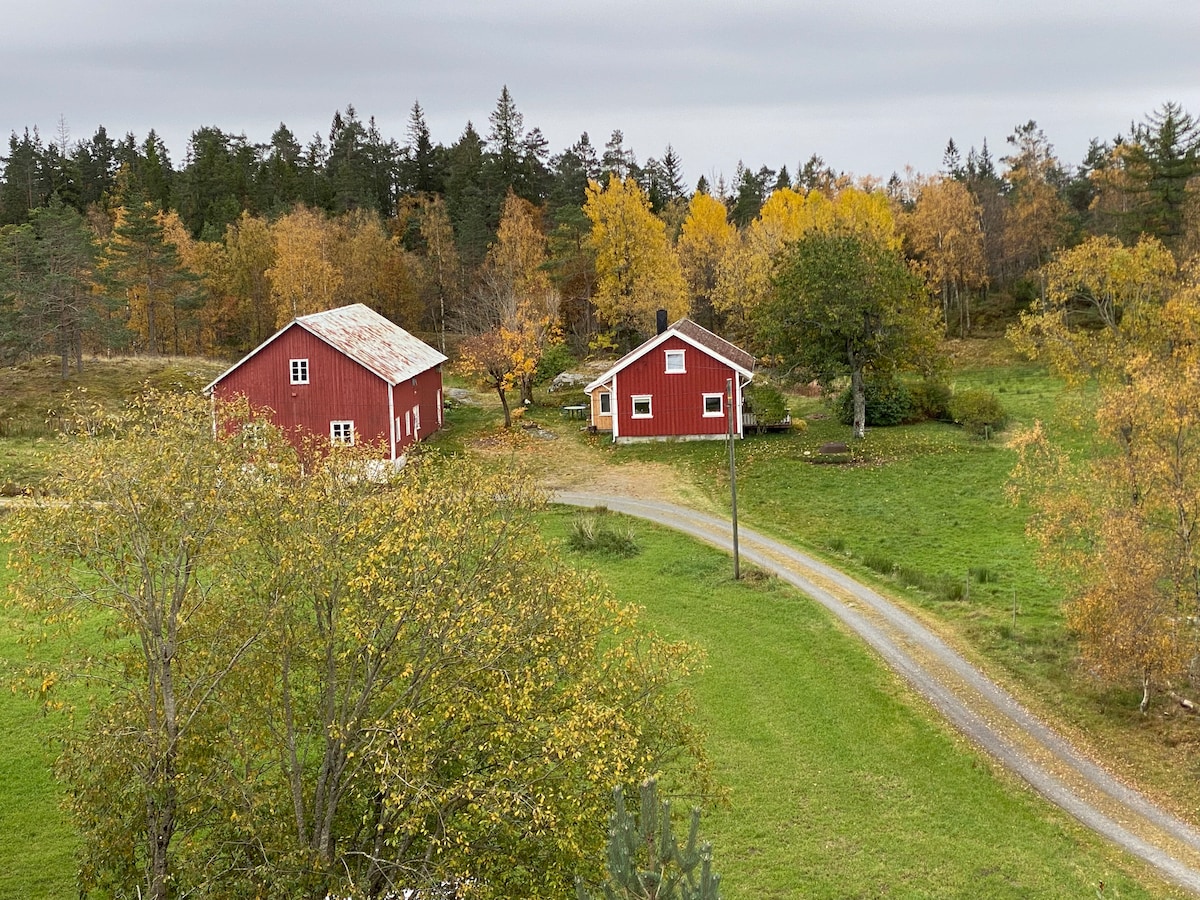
[599,391,612,415]
[290,358,309,384]
[413,405,421,436]
[664,350,685,373]
[632,395,653,418]
[703,393,724,417]
[330,420,354,445]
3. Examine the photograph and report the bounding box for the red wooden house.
[205,303,448,461]
[585,318,755,443]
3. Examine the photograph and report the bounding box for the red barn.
[205,304,447,461]
[585,318,755,443]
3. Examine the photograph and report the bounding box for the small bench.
[561,405,588,420]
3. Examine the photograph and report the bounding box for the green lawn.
[545,508,1179,898]
[0,537,80,900]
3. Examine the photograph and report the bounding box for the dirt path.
[554,490,1200,895]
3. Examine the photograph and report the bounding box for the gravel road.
[555,490,1200,895]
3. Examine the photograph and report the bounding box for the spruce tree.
[577,778,721,900]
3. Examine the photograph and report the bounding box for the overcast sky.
[6,1,1199,188]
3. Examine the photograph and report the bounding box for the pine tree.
[100,189,198,354]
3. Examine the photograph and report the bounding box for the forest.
[0,87,1197,379]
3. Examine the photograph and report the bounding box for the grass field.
[0,539,81,900]
[544,508,1180,898]
[1,347,1196,897]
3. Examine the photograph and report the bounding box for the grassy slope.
[546,510,1178,898]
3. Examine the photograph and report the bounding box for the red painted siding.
[212,324,442,458]
[614,336,736,439]
[388,366,444,453]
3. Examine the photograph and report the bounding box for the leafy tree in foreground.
[1009,267,1200,713]
[1008,234,1176,388]
[6,391,277,900]
[8,394,708,899]
[763,229,940,439]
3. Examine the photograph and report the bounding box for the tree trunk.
[1140,667,1152,714]
[851,366,866,440]
[496,385,511,428]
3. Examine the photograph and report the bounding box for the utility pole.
[727,377,740,580]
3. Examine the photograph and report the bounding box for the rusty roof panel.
[297,304,447,385]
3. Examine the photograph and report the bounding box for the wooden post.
[728,378,740,580]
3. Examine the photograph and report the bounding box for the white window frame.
[631,395,653,418]
[664,349,686,373]
[330,420,355,445]
[702,393,725,418]
[599,391,612,415]
[290,358,309,384]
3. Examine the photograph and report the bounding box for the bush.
[909,378,953,421]
[836,376,915,427]
[744,381,789,424]
[948,389,1008,438]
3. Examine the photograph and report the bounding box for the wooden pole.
[728,377,740,580]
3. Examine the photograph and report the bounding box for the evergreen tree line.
[0,89,1197,374]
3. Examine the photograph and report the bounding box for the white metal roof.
[206,304,447,392]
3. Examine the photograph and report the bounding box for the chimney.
[656,309,668,335]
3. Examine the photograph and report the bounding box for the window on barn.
[290,358,309,384]
[664,350,686,373]
[632,395,653,418]
[330,420,354,445]
[703,393,724,417]
[599,391,612,415]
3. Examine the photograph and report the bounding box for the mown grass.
[598,348,1200,824]
[1,347,1195,896]
[0,534,81,900]
[542,508,1181,898]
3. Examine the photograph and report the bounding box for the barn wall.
[389,365,444,453]
[213,325,393,454]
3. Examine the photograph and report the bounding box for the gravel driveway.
[555,490,1200,895]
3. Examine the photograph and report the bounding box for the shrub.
[909,378,953,421]
[836,376,915,427]
[948,389,1008,438]
[535,341,576,385]
[744,381,789,424]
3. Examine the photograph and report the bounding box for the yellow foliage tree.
[266,204,342,325]
[584,176,687,344]
[714,185,900,342]
[1010,268,1200,711]
[468,192,562,404]
[330,209,424,328]
[1009,234,1177,387]
[677,191,738,331]
[211,211,276,353]
[903,176,988,336]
